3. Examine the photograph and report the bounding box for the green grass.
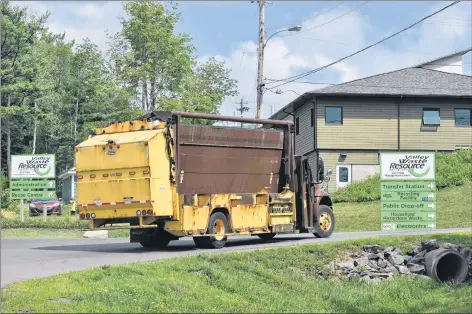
[335,182,472,232]
[2,232,471,313]
[1,228,129,239]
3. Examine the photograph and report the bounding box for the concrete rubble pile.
[325,239,471,284]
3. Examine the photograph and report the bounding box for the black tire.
[257,233,276,241]
[314,205,335,238]
[140,229,172,249]
[194,212,229,249]
[140,241,154,248]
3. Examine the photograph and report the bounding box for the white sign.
[11,155,56,179]
[380,152,435,180]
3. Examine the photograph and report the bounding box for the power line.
[265,1,461,89]
[302,1,346,23]
[280,1,368,38]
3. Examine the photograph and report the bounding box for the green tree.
[109,1,238,117]
[1,0,49,178]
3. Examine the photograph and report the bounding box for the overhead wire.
[279,1,368,38]
[265,1,462,90]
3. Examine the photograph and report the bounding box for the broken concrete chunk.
[421,239,440,251]
[396,265,410,274]
[407,263,425,274]
[354,256,369,267]
[378,260,388,268]
[388,254,405,265]
[83,230,108,239]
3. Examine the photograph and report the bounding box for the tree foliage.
[1,0,238,198]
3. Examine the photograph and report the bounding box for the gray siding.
[294,103,314,155]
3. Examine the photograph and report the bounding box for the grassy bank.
[2,232,471,313]
[334,182,472,232]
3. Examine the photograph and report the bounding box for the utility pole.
[256,0,265,120]
[235,97,250,127]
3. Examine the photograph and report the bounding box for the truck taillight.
[91,213,96,219]
[147,210,152,216]
[90,174,96,178]
[80,213,85,219]
[143,170,150,175]
[116,173,122,176]
[142,210,147,216]
[136,210,141,216]
[78,175,83,179]
[103,174,109,177]
[129,171,135,175]
[86,213,90,219]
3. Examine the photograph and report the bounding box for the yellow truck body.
[75,111,335,249]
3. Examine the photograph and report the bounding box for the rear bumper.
[29,206,61,215]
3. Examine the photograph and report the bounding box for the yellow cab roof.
[77,129,163,147]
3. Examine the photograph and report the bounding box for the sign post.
[380,152,436,231]
[10,155,56,221]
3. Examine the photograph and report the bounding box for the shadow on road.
[32,235,314,254]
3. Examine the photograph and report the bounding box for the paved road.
[1,228,469,286]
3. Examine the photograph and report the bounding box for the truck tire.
[193,212,229,249]
[257,233,276,241]
[140,229,172,249]
[313,205,335,238]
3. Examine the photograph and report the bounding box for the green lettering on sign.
[10,180,56,189]
[381,202,436,211]
[10,190,57,200]
[381,222,436,231]
[381,191,436,202]
[381,211,437,222]
[380,180,435,192]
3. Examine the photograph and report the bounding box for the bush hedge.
[1,216,88,229]
[333,150,472,203]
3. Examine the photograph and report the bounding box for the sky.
[15,1,472,118]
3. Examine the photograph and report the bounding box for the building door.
[336,164,351,188]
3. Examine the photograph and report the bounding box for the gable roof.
[270,67,472,120]
[413,47,471,68]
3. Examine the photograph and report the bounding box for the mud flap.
[130,228,156,243]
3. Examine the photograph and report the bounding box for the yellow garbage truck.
[75,111,335,249]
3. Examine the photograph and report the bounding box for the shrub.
[2,216,89,229]
[332,174,380,203]
[436,150,472,188]
[7,200,20,214]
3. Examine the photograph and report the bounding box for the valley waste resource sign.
[380,152,436,231]
[10,155,56,200]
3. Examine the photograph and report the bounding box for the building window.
[295,117,300,135]
[338,167,349,183]
[455,109,471,127]
[310,108,314,127]
[422,108,440,125]
[325,107,342,125]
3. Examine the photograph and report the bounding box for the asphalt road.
[1,227,469,286]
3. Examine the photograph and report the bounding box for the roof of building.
[412,47,471,68]
[270,67,472,120]
[58,167,76,180]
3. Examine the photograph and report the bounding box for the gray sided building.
[270,50,472,192]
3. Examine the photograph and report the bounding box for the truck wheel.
[194,212,229,249]
[140,229,172,249]
[257,233,276,241]
[313,205,335,238]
